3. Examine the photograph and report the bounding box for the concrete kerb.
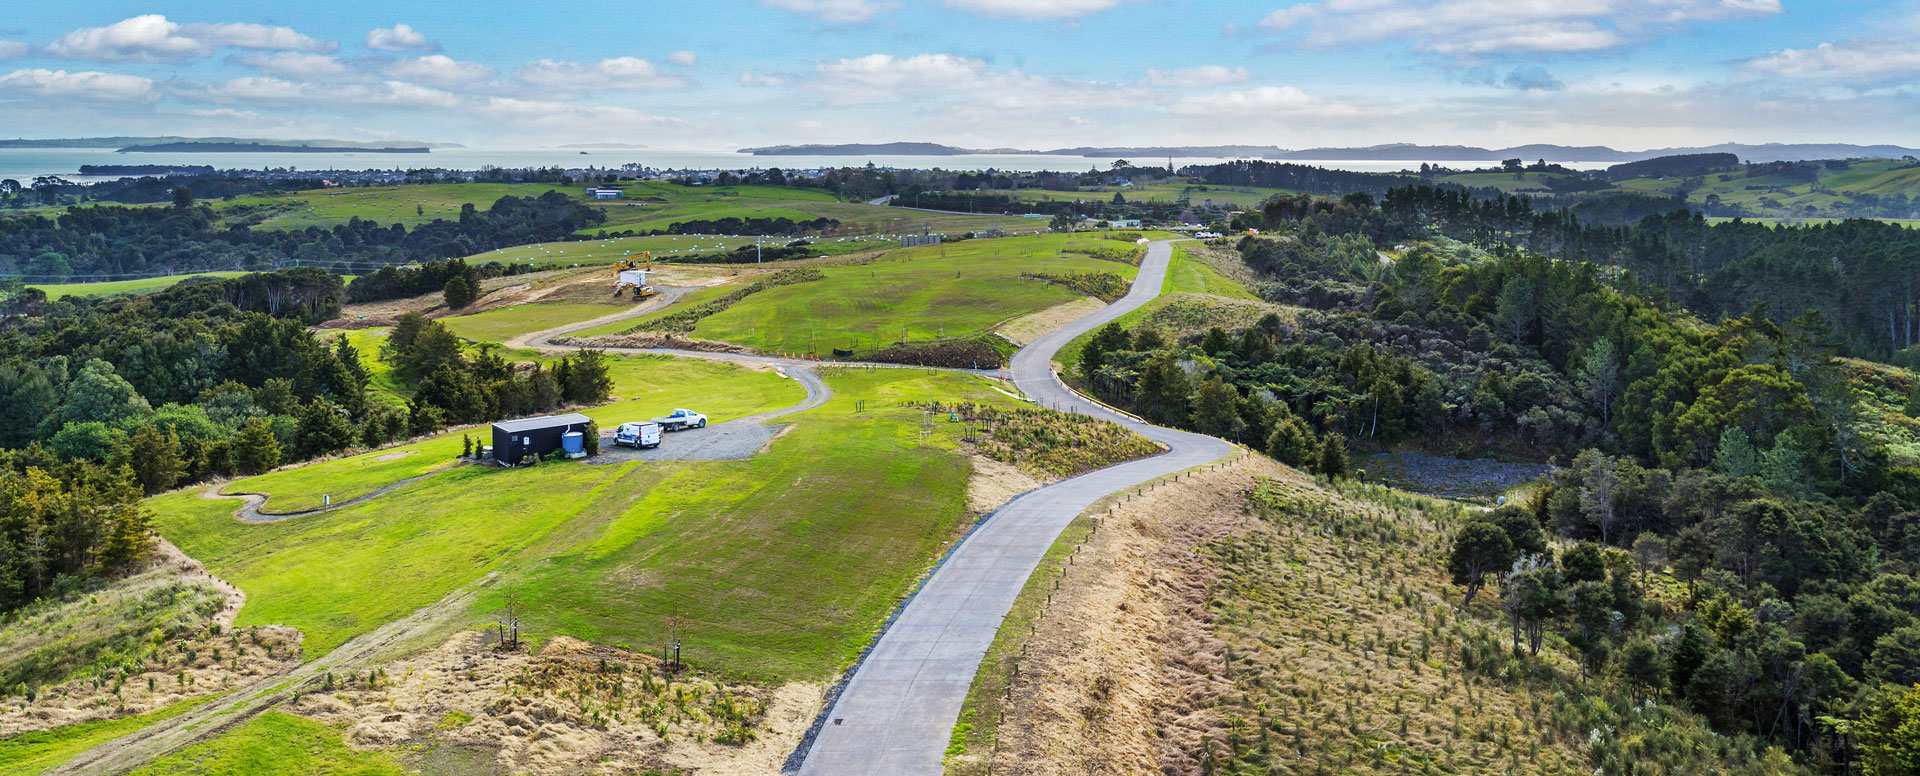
[780,482,1043,774]
[781,444,1247,772]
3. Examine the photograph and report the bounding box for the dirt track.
[52,576,493,776]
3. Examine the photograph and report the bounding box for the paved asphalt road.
[795,240,1236,775]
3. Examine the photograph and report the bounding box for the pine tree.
[443,274,476,309]
[1713,426,1760,478]
[231,417,281,476]
[1266,415,1318,468]
[561,349,614,405]
[1316,432,1350,478]
[1190,376,1243,439]
[126,424,184,495]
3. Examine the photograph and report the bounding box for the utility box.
[491,413,593,465]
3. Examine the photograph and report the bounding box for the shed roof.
[492,413,593,433]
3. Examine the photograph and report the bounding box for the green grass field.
[148,364,1017,680]
[975,183,1293,209]
[207,179,1031,240]
[126,711,406,776]
[1613,158,1920,221]
[437,302,623,344]
[460,234,896,269]
[206,354,797,514]
[480,367,1024,680]
[1053,244,1261,369]
[214,183,573,230]
[0,694,226,776]
[684,233,1144,354]
[1436,171,1577,194]
[27,272,246,300]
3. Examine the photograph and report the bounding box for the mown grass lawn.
[200,354,798,514]
[980,183,1294,208]
[27,272,249,300]
[152,462,622,656]
[689,233,1144,354]
[215,183,573,230]
[0,694,226,776]
[148,365,1022,681]
[126,711,406,776]
[437,302,624,344]
[479,367,1026,681]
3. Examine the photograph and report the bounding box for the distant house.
[1109,219,1143,228]
[585,186,623,200]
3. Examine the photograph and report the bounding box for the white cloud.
[943,0,1130,20]
[515,57,688,93]
[365,23,438,53]
[382,55,496,87]
[761,0,898,23]
[371,80,465,109]
[1259,0,1781,56]
[0,68,155,101]
[0,41,27,60]
[1172,85,1379,119]
[810,53,1149,109]
[1139,65,1250,88]
[187,76,313,103]
[667,51,698,67]
[45,15,335,62]
[232,51,355,80]
[1742,38,1920,82]
[740,71,787,87]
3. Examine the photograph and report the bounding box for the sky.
[0,1,1916,151]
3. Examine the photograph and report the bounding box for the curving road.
[793,240,1235,775]
[68,240,1227,775]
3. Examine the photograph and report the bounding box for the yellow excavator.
[612,253,656,299]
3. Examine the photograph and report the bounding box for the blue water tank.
[561,431,585,457]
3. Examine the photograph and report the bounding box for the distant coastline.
[78,164,217,176]
[741,141,1920,164]
[116,142,431,154]
[0,136,454,150]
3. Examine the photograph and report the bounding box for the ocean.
[0,147,1614,183]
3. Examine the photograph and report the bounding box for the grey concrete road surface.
[795,240,1236,775]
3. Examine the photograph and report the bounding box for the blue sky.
[0,1,1915,150]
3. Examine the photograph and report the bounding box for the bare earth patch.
[996,297,1107,346]
[965,455,1045,515]
[375,449,420,462]
[970,455,1275,776]
[0,539,300,737]
[292,633,822,776]
[553,332,748,353]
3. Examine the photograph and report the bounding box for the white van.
[614,422,663,449]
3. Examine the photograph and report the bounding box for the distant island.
[0,136,455,150]
[117,142,430,154]
[741,142,1004,157]
[741,141,1920,164]
[78,164,217,176]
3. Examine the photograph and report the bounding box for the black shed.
[491,413,593,465]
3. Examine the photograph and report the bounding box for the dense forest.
[1268,186,1920,360]
[0,272,612,613]
[1072,198,1920,770]
[0,190,603,280]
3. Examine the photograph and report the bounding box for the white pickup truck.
[653,408,708,431]
[614,421,662,449]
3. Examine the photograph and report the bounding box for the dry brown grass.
[961,457,1602,776]
[292,633,820,776]
[997,297,1107,347]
